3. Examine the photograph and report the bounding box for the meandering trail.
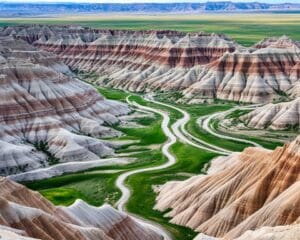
[116,97,176,240]
[197,106,263,148]
[115,95,262,239]
[145,95,231,155]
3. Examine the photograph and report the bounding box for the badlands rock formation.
[155,136,300,238]
[1,25,299,103]
[183,35,300,103]
[235,222,300,240]
[241,97,300,129]
[0,35,129,176]
[195,222,300,240]
[0,177,161,240]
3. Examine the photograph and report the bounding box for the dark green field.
[1,14,300,45]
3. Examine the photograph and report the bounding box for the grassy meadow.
[1,14,300,45]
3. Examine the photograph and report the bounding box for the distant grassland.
[1,14,300,45]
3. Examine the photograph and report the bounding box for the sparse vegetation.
[33,141,59,165]
[126,142,216,240]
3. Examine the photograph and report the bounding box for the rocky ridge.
[1,25,299,104]
[241,97,300,130]
[0,35,130,177]
[155,136,300,239]
[0,177,161,240]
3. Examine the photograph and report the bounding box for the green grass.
[214,121,283,150]
[126,142,217,240]
[134,116,156,126]
[127,172,196,240]
[2,14,300,45]
[154,92,282,151]
[116,120,166,146]
[153,96,254,152]
[128,94,184,125]
[25,172,121,206]
[98,87,128,102]
[186,107,252,152]
[40,187,90,206]
[170,142,217,174]
[225,109,251,119]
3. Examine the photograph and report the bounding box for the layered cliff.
[155,136,300,238]
[241,97,300,129]
[183,45,300,103]
[0,177,161,240]
[0,35,130,177]
[2,25,299,104]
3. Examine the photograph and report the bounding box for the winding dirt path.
[146,96,231,155]
[197,106,262,148]
[116,96,176,240]
[115,95,262,239]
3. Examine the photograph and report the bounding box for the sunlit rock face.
[2,25,299,104]
[195,223,300,240]
[0,35,130,176]
[155,136,300,239]
[0,177,161,240]
[184,36,300,103]
[235,222,300,240]
[241,97,300,130]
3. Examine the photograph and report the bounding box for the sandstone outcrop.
[155,136,300,238]
[235,223,300,240]
[2,25,299,104]
[195,223,300,240]
[0,35,130,176]
[0,177,161,240]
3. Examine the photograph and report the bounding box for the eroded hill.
[2,25,299,105]
[155,136,300,239]
[0,35,130,177]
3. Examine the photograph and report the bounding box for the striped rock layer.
[1,25,300,104]
[0,177,161,240]
[241,97,300,130]
[155,136,300,239]
[0,35,130,176]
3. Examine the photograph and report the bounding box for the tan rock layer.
[155,136,300,238]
